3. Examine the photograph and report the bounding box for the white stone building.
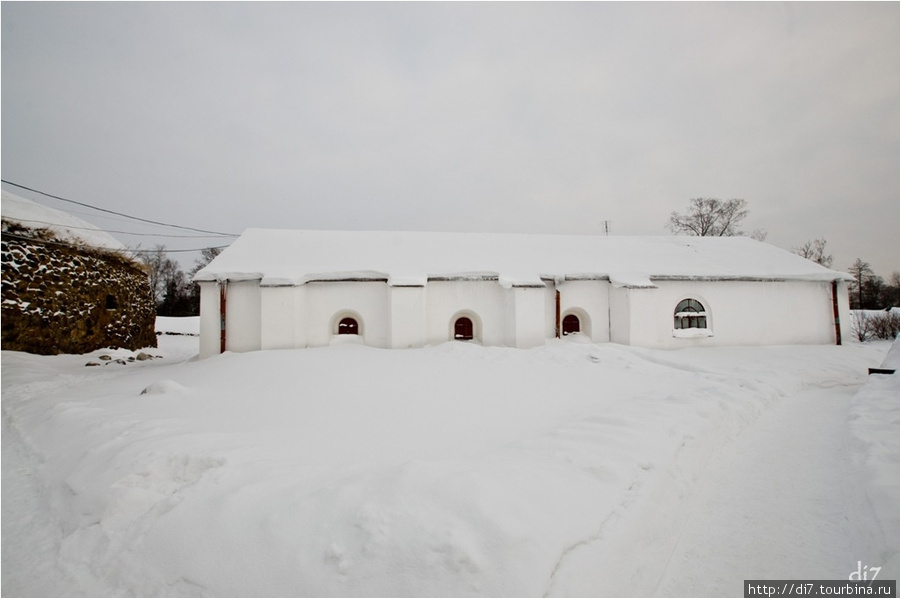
[194,229,851,359]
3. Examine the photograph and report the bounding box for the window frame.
[672,296,712,336]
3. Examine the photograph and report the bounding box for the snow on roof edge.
[193,228,853,286]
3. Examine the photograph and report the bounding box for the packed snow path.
[654,386,858,595]
[2,411,69,595]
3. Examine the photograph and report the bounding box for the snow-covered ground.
[155,316,200,338]
[2,320,897,597]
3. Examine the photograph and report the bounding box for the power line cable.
[3,216,236,238]
[1,230,230,254]
[42,203,175,228]
[2,180,239,237]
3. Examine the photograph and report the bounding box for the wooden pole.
[555,290,561,339]
[220,281,227,353]
[831,280,842,346]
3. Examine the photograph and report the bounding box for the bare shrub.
[869,310,900,340]
[852,310,900,341]
[851,311,872,342]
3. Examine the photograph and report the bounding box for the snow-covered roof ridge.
[194,228,852,286]
[1,190,126,253]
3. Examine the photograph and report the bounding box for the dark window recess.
[674,299,707,329]
[338,317,359,335]
[562,314,580,335]
[106,294,118,310]
[454,317,474,340]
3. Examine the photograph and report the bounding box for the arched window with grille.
[674,299,707,330]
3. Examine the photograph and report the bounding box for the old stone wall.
[2,230,157,355]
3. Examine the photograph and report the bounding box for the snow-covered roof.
[1,190,126,252]
[194,229,851,288]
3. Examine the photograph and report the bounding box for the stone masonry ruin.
[2,221,157,355]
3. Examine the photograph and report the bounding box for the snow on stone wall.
[1,227,157,355]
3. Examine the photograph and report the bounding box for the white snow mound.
[140,380,189,396]
[1,190,125,252]
[2,337,895,597]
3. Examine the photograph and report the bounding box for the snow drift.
[2,327,895,597]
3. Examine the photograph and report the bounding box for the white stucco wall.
[198,281,221,359]
[608,287,633,346]
[260,286,297,350]
[300,281,391,348]
[198,276,848,358]
[622,280,844,349]
[389,286,426,348]
[423,280,512,346]
[557,280,611,343]
[224,280,262,353]
[510,286,546,348]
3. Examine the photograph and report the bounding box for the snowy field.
[3,318,898,597]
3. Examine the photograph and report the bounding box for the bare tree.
[792,238,833,268]
[189,246,223,277]
[889,271,900,307]
[847,258,875,309]
[140,245,179,305]
[158,269,195,316]
[138,244,226,315]
[750,228,769,242]
[668,198,749,237]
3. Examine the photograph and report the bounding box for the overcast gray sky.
[3,2,898,276]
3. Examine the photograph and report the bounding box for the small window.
[454,317,474,340]
[106,294,118,310]
[674,299,707,329]
[338,317,359,335]
[562,314,580,335]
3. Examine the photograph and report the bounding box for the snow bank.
[155,316,200,336]
[2,339,891,597]
[152,317,201,363]
[848,337,900,579]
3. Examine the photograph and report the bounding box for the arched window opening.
[674,299,707,329]
[106,294,118,310]
[454,317,474,340]
[562,314,581,335]
[338,317,359,335]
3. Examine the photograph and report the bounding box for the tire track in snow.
[2,411,70,597]
[652,384,861,595]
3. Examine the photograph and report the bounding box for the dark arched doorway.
[562,314,580,335]
[338,317,359,335]
[454,317,474,340]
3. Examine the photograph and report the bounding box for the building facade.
[195,230,851,358]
